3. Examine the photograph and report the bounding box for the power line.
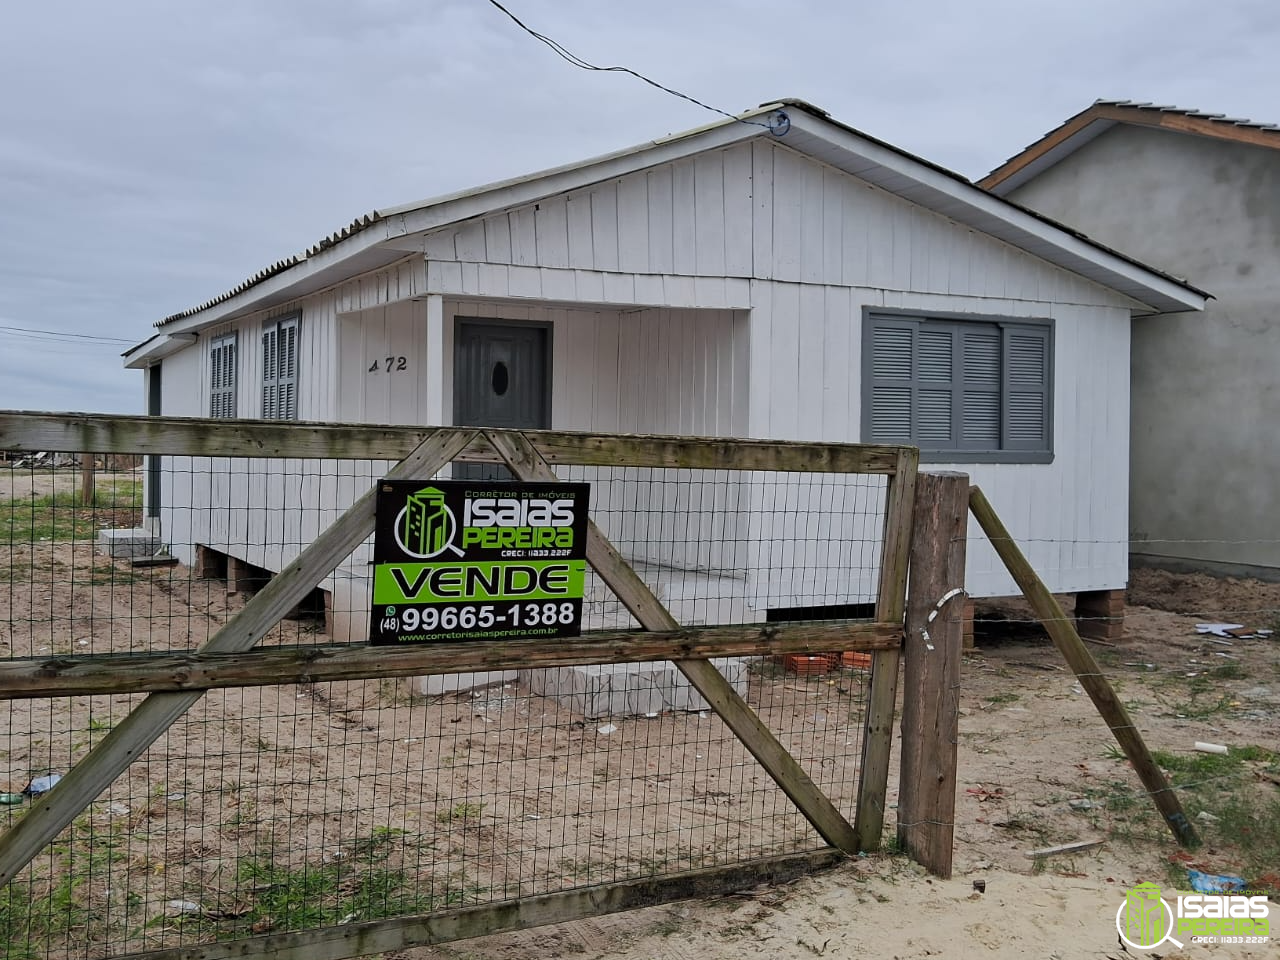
[0,324,134,344]
[483,0,789,136]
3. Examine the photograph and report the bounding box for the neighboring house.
[124,98,1206,640]
[982,99,1280,581]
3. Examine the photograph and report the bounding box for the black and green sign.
[370,480,590,644]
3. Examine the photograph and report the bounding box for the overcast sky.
[3,0,1277,414]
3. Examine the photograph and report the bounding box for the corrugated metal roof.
[154,122,749,328]
[1094,99,1280,132]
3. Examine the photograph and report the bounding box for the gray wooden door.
[453,319,550,479]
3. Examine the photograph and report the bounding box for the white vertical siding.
[164,136,1141,603]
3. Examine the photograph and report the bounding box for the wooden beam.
[0,411,909,475]
[854,448,918,851]
[485,429,862,855]
[116,849,844,960]
[897,472,967,878]
[0,621,903,700]
[79,454,95,504]
[0,429,479,889]
[967,484,1199,849]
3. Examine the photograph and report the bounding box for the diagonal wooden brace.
[484,429,860,854]
[0,428,479,888]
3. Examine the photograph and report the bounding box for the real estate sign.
[370,480,590,644]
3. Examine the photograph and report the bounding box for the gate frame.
[0,411,945,959]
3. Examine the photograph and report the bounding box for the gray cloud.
[2,0,1277,413]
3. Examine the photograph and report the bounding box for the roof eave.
[779,109,1207,314]
[123,332,198,369]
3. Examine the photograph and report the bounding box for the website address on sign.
[393,626,564,642]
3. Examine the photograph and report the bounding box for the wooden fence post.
[854,449,918,852]
[968,485,1199,849]
[897,472,967,878]
[80,454,95,504]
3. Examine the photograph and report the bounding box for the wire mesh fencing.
[0,432,904,959]
[932,551,1280,893]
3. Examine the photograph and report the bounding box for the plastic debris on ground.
[1195,623,1274,640]
[23,774,62,796]
[1187,869,1246,893]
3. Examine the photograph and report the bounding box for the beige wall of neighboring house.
[996,117,1280,579]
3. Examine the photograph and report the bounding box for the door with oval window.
[453,318,550,479]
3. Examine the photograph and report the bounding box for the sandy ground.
[2,548,1278,958]
[401,572,1280,960]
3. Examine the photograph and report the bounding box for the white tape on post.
[920,587,966,651]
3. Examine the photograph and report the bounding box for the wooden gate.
[0,412,959,960]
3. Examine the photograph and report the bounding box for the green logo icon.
[405,487,449,555]
[1125,882,1165,947]
[393,487,462,559]
[1116,882,1182,951]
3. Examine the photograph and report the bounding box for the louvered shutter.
[868,323,914,443]
[209,334,237,419]
[261,324,278,420]
[277,316,298,420]
[915,327,955,446]
[1002,325,1051,452]
[960,327,1001,448]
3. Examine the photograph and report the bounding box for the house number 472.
[368,356,408,373]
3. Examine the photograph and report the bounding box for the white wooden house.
[124,99,1207,641]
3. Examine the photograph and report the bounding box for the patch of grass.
[1194,795,1280,884]
[1163,689,1236,719]
[0,561,33,584]
[85,562,140,586]
[351,826,407,862]
[1152,748,1243,782]
[1,820,127,959]
[983,693,1020,705]
[436,802,485,824]
[1209,661,1249,680]
[228,851,453,935]
[0,481,142,543]
[1151,745,1276,784]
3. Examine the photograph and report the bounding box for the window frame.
[860,307,1054,464]
[208,331,238,419]
[261,312,301,421]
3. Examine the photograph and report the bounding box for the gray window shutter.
[866,313,1052,459]
[1003,325,1051,451]
[209,334,237,419]
[915,327,954,446]
[868,323,914,443]
[960,327,1000,447]
[278,316,299,420]
[262,324,278,420]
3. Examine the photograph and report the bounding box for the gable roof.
[980,99,1280,196]
[127,99,1209,363]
